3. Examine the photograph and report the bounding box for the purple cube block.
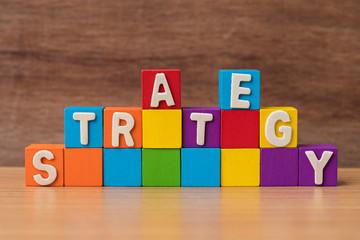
[261,148,299,186]
[299,144,338,186]
[182,107,221,148]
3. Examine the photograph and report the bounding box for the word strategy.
[25,69,337,187]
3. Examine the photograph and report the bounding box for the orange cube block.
[25,144,64,186]
[103,107,142,148]
[64,148,103,186]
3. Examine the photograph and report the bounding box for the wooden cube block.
[182,107,220,148]
[260,148,298,186]
[221,149,260,186]
[142,149,180,186]
[299,144,338,186]
[219,70,260,110]
[221,110,259,148]
[103,107,142,148]
[259,107,297,148]
[181,148,220,187]
[142,69,181,109]
[103,148,142,186]
[64,106,104,148]
[64,148,103,186]
[25,144,64,186]
[142,109,182,148]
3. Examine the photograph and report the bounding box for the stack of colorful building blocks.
[25,69,338,187]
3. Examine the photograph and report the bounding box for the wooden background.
[0,0,359,167]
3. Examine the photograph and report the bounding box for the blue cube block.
[103,148,142,186]
[219,70,260,110]
[64,106,104,148]
[181,148,220,187]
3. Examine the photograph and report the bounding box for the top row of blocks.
[142,69,260,110]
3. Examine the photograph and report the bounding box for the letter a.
[150,73,175,107]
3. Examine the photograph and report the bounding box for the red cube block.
[142,69,181,109]
[221,110,259,148]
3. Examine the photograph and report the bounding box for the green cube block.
[142,149,180,186]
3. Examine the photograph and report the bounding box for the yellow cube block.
[221,149,260,186]
[143,109,182,148]
[259,107,298,148]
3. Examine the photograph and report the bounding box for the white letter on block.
[150,73,175,107]
[190,113,213,146]
[305,151,333,185]
[73,112,96,145]
[230,73,252,109]
[112,112,135,147]
[265,110,292,147]
[33,150,57,186]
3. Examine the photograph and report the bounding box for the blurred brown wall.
[0,0,359,167]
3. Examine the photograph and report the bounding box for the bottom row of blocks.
[25,145,337,187]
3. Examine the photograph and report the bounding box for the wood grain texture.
[0,167,359,239]
[0,0,359,166]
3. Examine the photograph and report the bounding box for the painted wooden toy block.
[182,107,220,148]
[259,107,298,148]
[221,110,259,148]
[25,144,64,186]
[103,148,142,186]
[142,69,181,109]
[142,109,182,148]
[64,106,104,148]
[64,148,103,186]
[260,148,298,186]
[219,70,260,110]
[181,148,220,187]
[103,107,142,148]
[142,149,180,186]
[221,149,260,186]
[298,144,338,186]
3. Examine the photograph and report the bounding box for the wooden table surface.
[0,168,359,239]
